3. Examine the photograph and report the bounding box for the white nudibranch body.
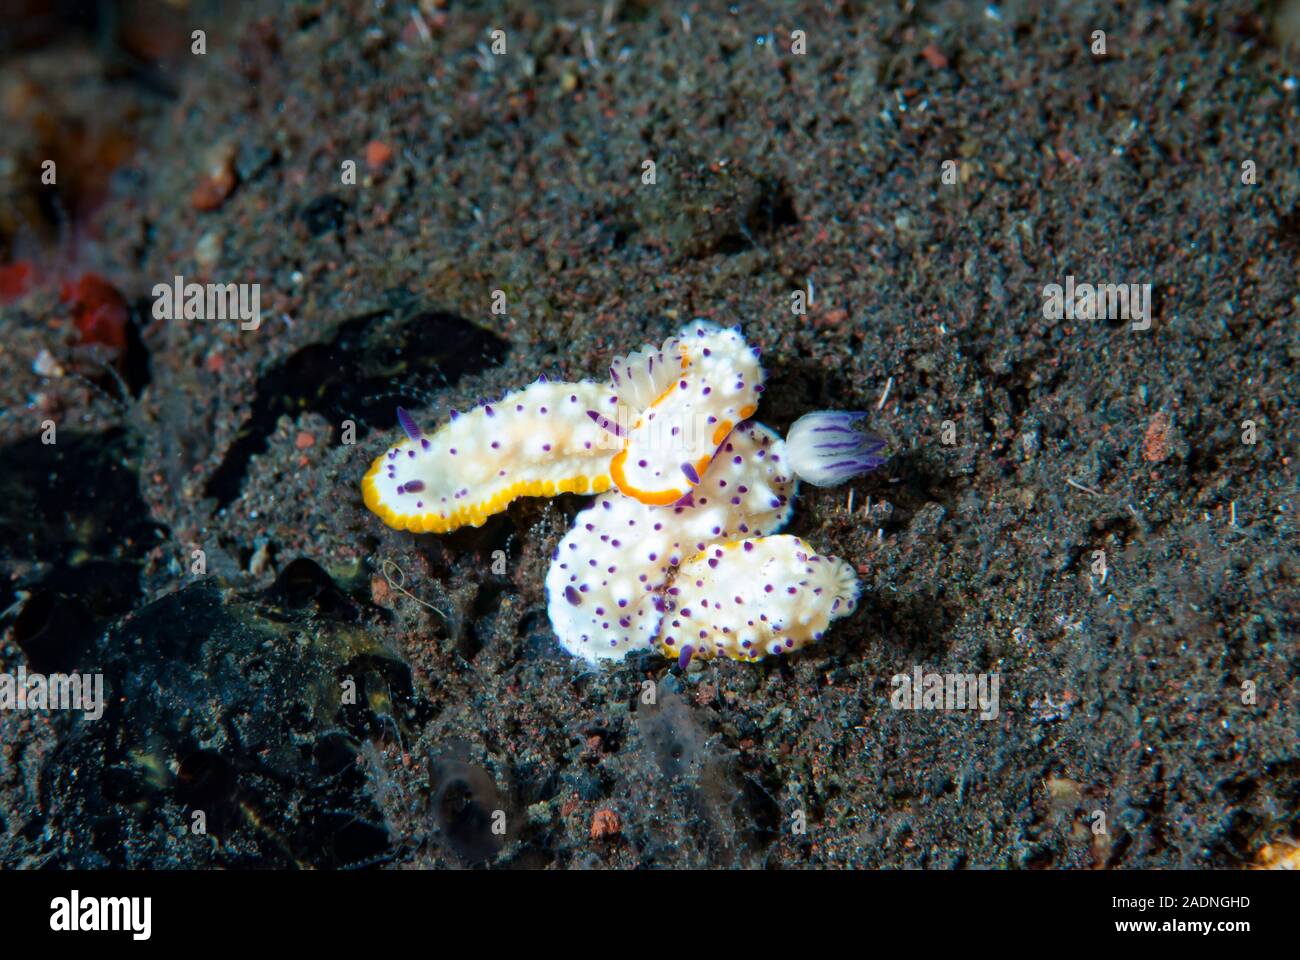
[362,319,884,665]
[363,321,763,532]
[362,380,619,533]
[657,535,860,663]
[546,422,794,662]
[607,322,763,505]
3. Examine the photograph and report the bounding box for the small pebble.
[590,808,621,841]
[191,145,237,211]
[1142,411,1172,463]
[365,140,393,173]
[249,541,272,576]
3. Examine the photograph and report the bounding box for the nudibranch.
[362,380,619,533]
[362,320,885,665]
[362,321,764,532]
[657,536,860,664]
[545,422,795,661]
[606,323,762,505]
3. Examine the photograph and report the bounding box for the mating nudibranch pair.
[362,321,886,665]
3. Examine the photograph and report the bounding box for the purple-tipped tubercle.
[396,407,422,441]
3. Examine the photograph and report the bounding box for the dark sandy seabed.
[0,0,1296,869]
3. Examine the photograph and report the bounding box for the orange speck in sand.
[590,809,620,841]
[365,140,393,172]
[921,43,949,69]
[1143,411,1172,463]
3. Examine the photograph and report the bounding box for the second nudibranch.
[362,379,619,533]
[363,321,765,532]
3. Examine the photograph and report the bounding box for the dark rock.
[35,580,429,868]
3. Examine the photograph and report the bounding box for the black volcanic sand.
[0,1,1296,868]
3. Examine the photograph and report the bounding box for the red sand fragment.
[590,808,621,841]
[61,273,129,352]
[921,43,949,69]
[0,261,34,304]
[1143,411,1172,463]
[365,140,393,172]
